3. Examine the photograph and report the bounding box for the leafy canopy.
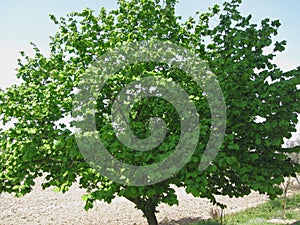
[0,0,299,224]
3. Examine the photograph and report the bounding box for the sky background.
[0,0,299,140]
[1,0,300,88]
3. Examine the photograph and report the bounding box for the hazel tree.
[0,0,299,224]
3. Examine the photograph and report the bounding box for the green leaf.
[0,1,297,223]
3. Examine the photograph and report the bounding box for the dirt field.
[0,177,298,225]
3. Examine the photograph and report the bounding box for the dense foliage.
[0,0,299,224]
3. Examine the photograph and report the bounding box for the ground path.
[1,177,297,225]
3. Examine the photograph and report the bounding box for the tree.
[0,0,299,224]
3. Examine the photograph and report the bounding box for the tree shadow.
[159,217,220,225]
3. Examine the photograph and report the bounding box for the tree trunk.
[127,197,159,225]
[141,207,158,225]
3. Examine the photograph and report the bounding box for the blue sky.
[0,0,299,89]
[0,0,299,139]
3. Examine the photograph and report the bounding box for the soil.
[0,177,299,225]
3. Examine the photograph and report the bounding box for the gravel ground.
[0,177,298,225]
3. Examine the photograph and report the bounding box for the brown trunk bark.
[141,207,158,225]
[127,197,158,225]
